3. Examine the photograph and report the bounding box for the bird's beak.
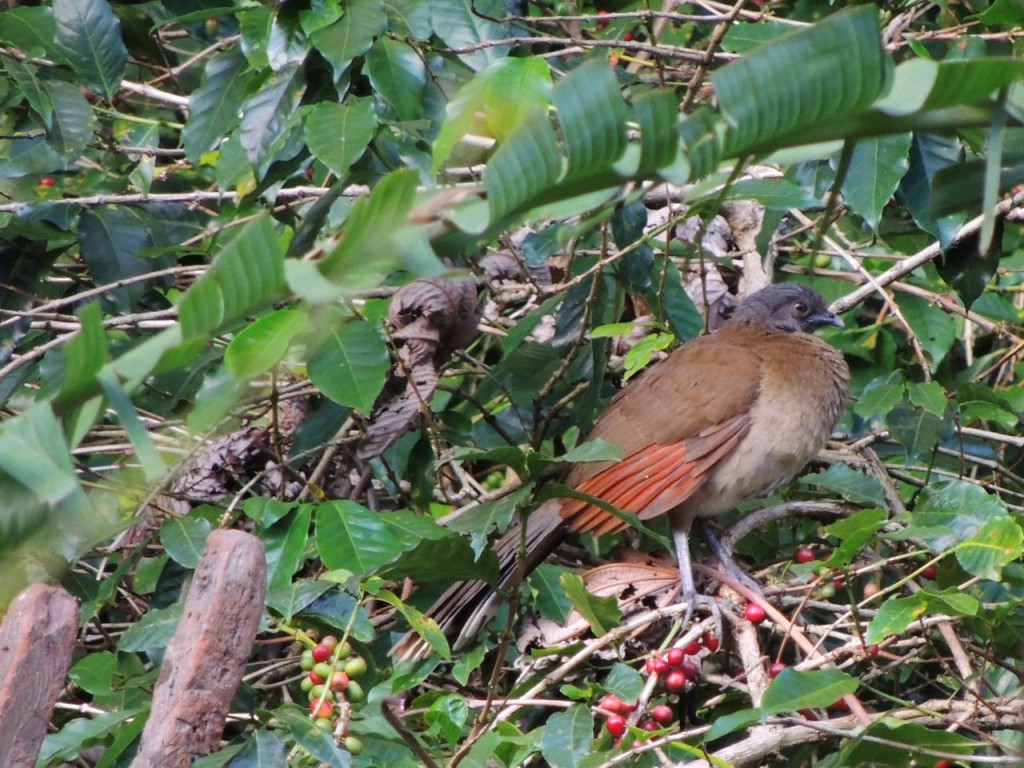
[809,310,844,329]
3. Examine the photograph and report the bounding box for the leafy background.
[1,0,1023,765]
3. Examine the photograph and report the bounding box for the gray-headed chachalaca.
[394,283,849,661]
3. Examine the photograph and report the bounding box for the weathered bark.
[0,583,79,768]
[131,530,266,768]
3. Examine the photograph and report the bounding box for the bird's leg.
[698,521,765,599]
[672,523,722,637]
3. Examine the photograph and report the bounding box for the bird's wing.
[560,327,767,534]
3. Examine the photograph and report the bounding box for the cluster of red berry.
[298,635,367,757]
[599,632,720,744]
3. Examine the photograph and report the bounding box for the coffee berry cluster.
[598,632,719,746]
[297,635,367,759]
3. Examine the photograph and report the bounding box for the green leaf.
[159,515,214,569]
[876,57,1024,117]
[315,500,405,576]
[835,720,980,767]
[378,588,452,660]
[45,79,94,158]
[304,97,377,177]
[823,508,888,568]
[559,572,621,636]
[531,564,573,623]
[907,381,948,416]
[886,402,949,463]
[560,438,623,464]
[55,302,106,407]
[239,64,304,168]
[724,177,821,209]
[179,213,285,340]
[311,0,387,78]
[430,0,510,71]
[433,57,552,173]
[447,484,535,561]
[225,308,308,380]
[0,403,79,506]
[0,6,56,56]
[317,169,418,284]
[307,319,389,413]
[274,705,352,768]
[182,49,254,164]
[484,109,562,221]
[426,694,470,747]
[839,133,913,229]
[802,464,886,507]
[263,505,314,594]
[53,0,127,101]
[602,662,644,704]
[364,36,426,122]
[633,88,683,177]
[552,60,627,179]
[957,516,1023,580]
[77,206,156,311]
[853,371,906,418]
[713,6,886,156]
[892,479,1008,553]
[118,604,183,653]
[539,704,594,768]
[761,668,859,714]
[98,368,167,481]
[704,708,763,742]
[865,592,930,644]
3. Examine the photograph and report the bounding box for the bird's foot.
[680,588,722,639]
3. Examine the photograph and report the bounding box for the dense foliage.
[1,0,1023,765]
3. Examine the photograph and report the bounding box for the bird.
[393,282,849,662]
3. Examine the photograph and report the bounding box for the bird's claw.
[680,589,722,640]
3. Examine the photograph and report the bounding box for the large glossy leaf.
[239,64,305,167]
[307,319,389,413]
[633,88,684,178]
[433,57,552,173]
[484,109,561,220]
[762,668,859,714]
[539,705,594,768]
[0,6,56,57]
[179,214,285,341]
[224,308,308,380]
[53,0,127,101]
[311,0,386,78]
[44,79,93,157]
[430,0,510,71]
[552,60,627,179]
[0,403,79,506]
[876,57,1024,117]
[364,36,427,121]
[713,6,886,156]
[182,49,255,164]
[314,500,405,576]
[78,207,154,311]
[315,168,418,284]
[304,97,377,176]
[839,133,913,229]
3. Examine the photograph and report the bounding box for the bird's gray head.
[729,283,843,333]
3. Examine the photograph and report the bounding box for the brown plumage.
[393,283,849,661]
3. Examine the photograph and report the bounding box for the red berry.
[701,632,720,652]
[745,603,767,624]
[664,669,687,692]
[767,662,787,678]
[321,635,339,649]
[934,762,953,768]
[38,176,55,187]
[330,671,350,692]
[646,656,670,676]
[639,719,659,731]
[310,699,334,719]
[921,564,938,580]
[623,31,633,41]
[680,659,699,681]
[597,9,610,27]
[308,670,325,686]
[683,640,702,656]
[311,644,331,663]
[651,704,674,724]
[599,694,625,714]
[606,714,627,737]
[793,546,816,564]
[826,698,849,713]
[665,647,685,667]
[866,644,880,658]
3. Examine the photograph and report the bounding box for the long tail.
[391,499,566,662]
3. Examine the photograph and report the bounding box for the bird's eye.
[794,302,808,315]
